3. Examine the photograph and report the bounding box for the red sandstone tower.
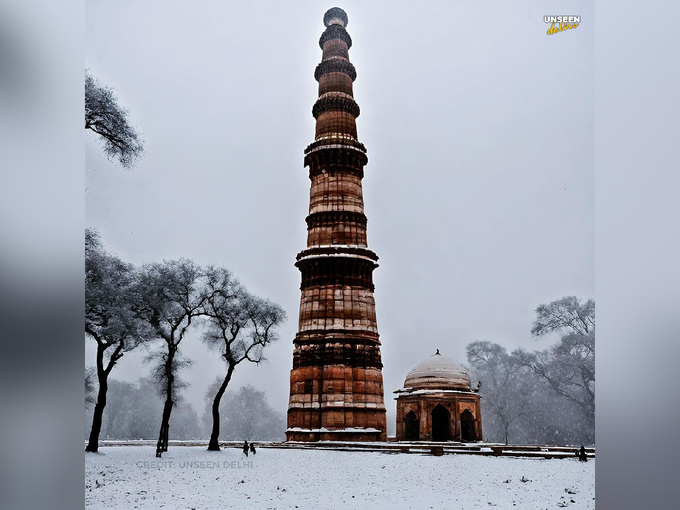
[286,7,387,442]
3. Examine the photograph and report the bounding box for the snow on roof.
[393,388,478,397]
[403,352,472,391]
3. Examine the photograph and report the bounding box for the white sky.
[85,0,594,429]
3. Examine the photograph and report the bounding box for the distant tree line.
[202,382,285,441]
[84,378,284,442]
[467,296,595,446]
[85,377,200,441]
[85,229,286,456]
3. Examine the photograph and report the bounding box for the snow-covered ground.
[85,446,595,509]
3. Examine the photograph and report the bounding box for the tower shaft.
[286,8,387,442]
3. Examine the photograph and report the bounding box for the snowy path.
[85,446,594,509]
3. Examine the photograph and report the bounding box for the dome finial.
[324,7,348,28]
[435,348,440,355]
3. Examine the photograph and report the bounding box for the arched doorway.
[404,411,419,441]
[431,404,451,441]
[460,409,475,441]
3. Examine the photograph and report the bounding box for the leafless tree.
[85,70,144,168]
[85,229,152,452]
[202,383,286,441]
[531,296,595,337]
[515,296,595,419]
[202,266,286,450]
[467,341,529,444]
[137,259,211,457]
[85,367,96,408]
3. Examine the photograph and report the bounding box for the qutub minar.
[286,7,388,442]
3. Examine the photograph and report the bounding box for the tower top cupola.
[323,7,349,28]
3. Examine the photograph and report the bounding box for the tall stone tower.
[286,7,387,442]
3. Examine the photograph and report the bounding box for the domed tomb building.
[394,351,482,441]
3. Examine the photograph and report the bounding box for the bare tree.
[102,380,136,439]
[85,229,151,452]
[467,341,529,444]
[85,367,96,408]
[515,296,595,420]
[202,383,286,441]
[137,259,211,457]
[202,267,286,451]
[85,70,144,168]
[531,296,595,337]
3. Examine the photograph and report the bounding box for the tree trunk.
[156,402,172,457]
[156,346,175,457]
[207,363,235,451]
[156,396,173,457]
[86,346,108,453]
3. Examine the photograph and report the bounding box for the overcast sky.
[85,0,593,430]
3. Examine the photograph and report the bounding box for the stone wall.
[395,393,483,442]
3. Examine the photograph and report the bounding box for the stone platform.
[96,440,595,460]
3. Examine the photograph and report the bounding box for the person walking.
[578,446,588,462]
[249,442,256,455]
[243,440,249,457]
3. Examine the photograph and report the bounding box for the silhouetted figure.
[578,446,588,462]
[249,443,256,455]
[243,440,249,457]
